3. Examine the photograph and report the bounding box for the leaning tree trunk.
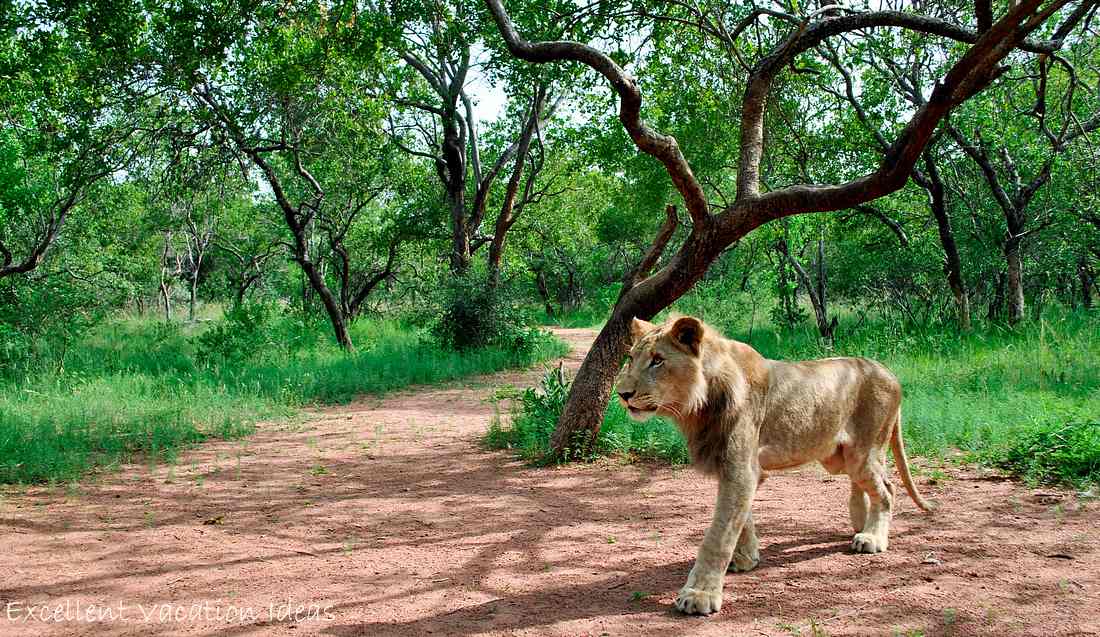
[294,253,353,350]
[549,310,633,455]
[160,282,172,322]
[550,224,717,455]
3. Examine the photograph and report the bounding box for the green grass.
[485,363,688,464]
[498,299,1100,487]
[1,314,567,484]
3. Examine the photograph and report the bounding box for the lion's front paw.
[851,532,888,554]
[674,585,723,615]
[728,548,760,572]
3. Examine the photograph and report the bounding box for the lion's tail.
[891,408,934,512]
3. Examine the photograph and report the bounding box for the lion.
[616,315,932,615]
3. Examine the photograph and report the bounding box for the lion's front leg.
[675,465,758,615]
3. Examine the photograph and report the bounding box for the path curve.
[2,328,1098,636]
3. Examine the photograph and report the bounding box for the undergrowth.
[1,308,567,484]
[500,299,1100,487]
[485,365,688,465]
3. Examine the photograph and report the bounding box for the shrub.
[430,276,535,354]
[485,366,688,465]
[983,421,1100,487]
[194,302,277,363]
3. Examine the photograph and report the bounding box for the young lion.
[616,315,931,615]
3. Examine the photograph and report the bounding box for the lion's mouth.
[624,402,656,419]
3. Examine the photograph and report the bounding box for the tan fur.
[616,315,931,615]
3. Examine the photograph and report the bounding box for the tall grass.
[486,366,690,464]
[1,315,567,484]
[503,295,1100,486]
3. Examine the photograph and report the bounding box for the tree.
[388,2,559,273]
[0,4,157,279]
[775,233,836,343]
[177,3,411,348]
[158,231,183,321]
[819,40,973,330]
[486,0,1095,456]
[945,70,1100,323]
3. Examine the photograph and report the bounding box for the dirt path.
[2,328,1098,636]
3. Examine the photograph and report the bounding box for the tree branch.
[484,0,710,225]
[725,0,1068,236]
[623,204,679,287]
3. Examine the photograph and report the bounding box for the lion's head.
[615,315,709,422]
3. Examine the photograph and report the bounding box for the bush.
[983,421,1100,487]
[194,302,277,363]
[485,366,688,465]
[430,276,536,354]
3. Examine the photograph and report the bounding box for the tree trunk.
[922,153,971,331]
[450,192,471,274]
[236,280,248,307]
[488,88,547,286]
[298,257,353,350]
[776,238,834,343]
[160,282,172,322]
[775,250,798,329]
[988,271,1006,321]
[1005,239,1025,324]
[1078,256,1095,310]
[439,111,472,275]
[549,312,631,455]
[188,274,198,322]
[551,225,721,456]
[533,268,554,317]
[952,286,972,331]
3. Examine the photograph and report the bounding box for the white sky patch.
[464,62,509,126]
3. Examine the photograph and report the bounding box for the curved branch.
[728,0,1068,232]
[854,205,910,246]
[623,204,680,287]
[735,3,1068,201]
[484,0,710,225]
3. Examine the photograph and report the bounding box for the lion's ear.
[670,316,703,356]
[630,317,656,344]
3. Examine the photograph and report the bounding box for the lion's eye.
[649,355,664,368]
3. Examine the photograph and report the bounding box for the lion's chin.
[625,405,657,422]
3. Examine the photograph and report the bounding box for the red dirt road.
[2,328,1098,636]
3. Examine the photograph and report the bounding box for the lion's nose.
[618,390,635,401]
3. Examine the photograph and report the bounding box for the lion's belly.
[756,359,872,470]
[757,422,847,471]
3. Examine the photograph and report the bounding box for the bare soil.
[2,328,1098,636]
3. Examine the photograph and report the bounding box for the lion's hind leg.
[728,510,760,572]
[846,447,893,554]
